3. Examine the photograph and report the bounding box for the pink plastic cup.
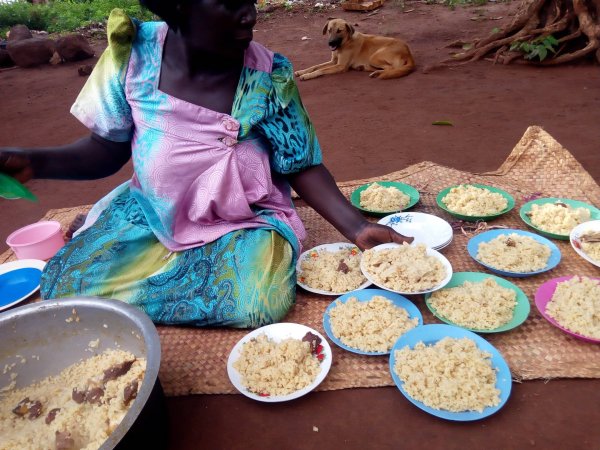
[6,220,65,260]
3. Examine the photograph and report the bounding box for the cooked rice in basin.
[545,276,600,339]
[362,244,446,292]
[429,278,517,330]
[442,185,508,216]
[233,334,321,396]
[476,233,551,273]
[0,349,145,450]
[527,202,591,235]
[359,183,410,212]
[298,247,366,293]
[329,296,419,352]
[393,337,501,413]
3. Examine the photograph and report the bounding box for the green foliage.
[425,0,488,9]
[0,0,154,34]
[510,35,559,61]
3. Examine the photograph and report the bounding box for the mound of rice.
[527,202,591,235]
[393,337,501,413]
[545,276,600,339]
[580,232,600,262]
[329,296,419,352]
[359,183,410,212]
[476,233,551,273]
[442,184,508,216]
[0,349,145,450]
[362,244,447,292]
[298,246,366,293]
[428,278,517,330]
[233,334,321,396]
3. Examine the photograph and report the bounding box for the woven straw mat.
[2,126,599,396]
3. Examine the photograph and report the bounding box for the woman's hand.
[0,149,33,183]
[353,222,414,250]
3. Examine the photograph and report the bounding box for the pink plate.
[534,275,600,344]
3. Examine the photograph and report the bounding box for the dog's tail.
[373,64,415,80]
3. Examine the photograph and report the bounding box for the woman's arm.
[288,164,413,250]
[0,133,132,182]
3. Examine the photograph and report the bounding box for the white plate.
[227,323,332,402]
[296,243,371,295]
[570,220,600,268]
[378,212,453,250]
[360,243,453,295]
[0,259,46,312]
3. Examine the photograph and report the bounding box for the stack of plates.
[378,212,453,251]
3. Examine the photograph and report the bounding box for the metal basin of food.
[0,297,168,449]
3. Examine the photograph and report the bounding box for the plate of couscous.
[296,243,371,295]
[361,243,453,295]
[424,272,530,333]
[323,288,422,355]
[467,229,561,278]
[436,183,515,222]
[570,220,600,268]
[227,323,332,402]
[389,324,512,421]
[534,275,600,344]
[519,197,600,240]
[350,181,420,217]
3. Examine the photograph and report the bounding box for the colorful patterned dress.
[40,10,322,328]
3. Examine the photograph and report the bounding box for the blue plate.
[0,259,45,311]
[389,324,512,421]
[323,288,422,355]
[467,229,561,277]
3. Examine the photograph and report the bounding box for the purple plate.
[534,275,600,344]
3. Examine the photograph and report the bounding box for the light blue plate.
[389,324,512,421]
[467,229,561,277]
[323,288,422,355]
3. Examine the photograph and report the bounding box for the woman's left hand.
[354,222,414,250]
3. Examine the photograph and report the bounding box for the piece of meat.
[55,430,75,450]
[27,400,42,419]
[45,408,60,425]
[337,260,350,274]
[123,380,139,405]
[302,332,322,355]
[12,397,30,417]
[102,359,135,383]
[72,389,86,404]
[85,387,104,404]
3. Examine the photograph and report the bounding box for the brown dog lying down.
[295,18,415,81]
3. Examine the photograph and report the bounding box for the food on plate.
[0,349,146,450]
[441,184,508,216]
[328,295,418,352]
[476,233,551,272]
[526,201,591,235]
[362,244,446,292]
[545,276,600,339]
[579,231,600,261]
[359,183,410,212]
[428,278,517,330]
[393,337,501,413]
[233,332,324,397]
[298,246,366,293]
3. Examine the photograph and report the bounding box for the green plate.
[436,183,514,222]
[519,197,600,241]
[350,181,419,217]
[424,271,530,333]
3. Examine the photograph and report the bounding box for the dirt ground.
[1,2,599,449]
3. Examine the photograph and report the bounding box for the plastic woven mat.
[2,126,600,396]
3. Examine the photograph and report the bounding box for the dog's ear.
[322,19,332,35]
[345,22,355,36]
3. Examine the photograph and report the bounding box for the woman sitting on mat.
[0,0,412,328]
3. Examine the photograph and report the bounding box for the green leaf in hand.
[432,121,453,126]
[0,173,37,202]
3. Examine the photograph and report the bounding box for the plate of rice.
[227,323,332,402]
[350,181,420,217]
[534,275,600,343]
[519,197,600,240]
[296,243,371,295]
[436,183,515,222]
[424,272,530,333]
[467,229,561,277]
[361,243,452,295]
[570,220,600,268]
[389,324,512,421]
[323,288,422,355]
